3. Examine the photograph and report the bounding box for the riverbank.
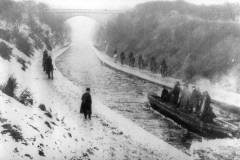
[93,45,240,114]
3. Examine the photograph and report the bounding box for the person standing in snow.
[42,50,48,72]
[138,55,143,69]
[80,88,92,120]
[46,55,54,80]
[160,59,168,77]
[150,57,157,73]
[113,49,118,63]
[128,52,134,67]
[120,52,125,65]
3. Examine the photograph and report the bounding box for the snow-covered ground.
[0,17,190,159]
[93,47,240,111]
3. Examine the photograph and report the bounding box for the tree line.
[95,1,240,82]
[0,0,70,56]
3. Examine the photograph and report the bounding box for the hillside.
[95,1,240,91]
[0,0,71,159]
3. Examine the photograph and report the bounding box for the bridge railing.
[46,9,123,14]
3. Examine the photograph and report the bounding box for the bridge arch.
[47,9,122,21]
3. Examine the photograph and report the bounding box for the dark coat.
[200,94,216,123]
[189,89,201,112]
[170,85,181,105]
[46,57,53,73]
[120,52,125,64]
[42,53,48,68]
[80,92,92,114]
[161,88,169,102]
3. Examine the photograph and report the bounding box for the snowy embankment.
[0,39,190,159]
[93,47,240,113]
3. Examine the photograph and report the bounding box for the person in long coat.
[120,52,125,65]
[160,59,168,77]
[179,83,191,111]
[200,91,216,123]
[128,52,134,67]
[42,50,48,72]
[46,55,53,79]
[161,86,169,102]
[189,86,202,113]
[169,81,181,105]
[150,57,157,72]
[131,55,135,67]
[138,55,143,69]
[80,88,92,120]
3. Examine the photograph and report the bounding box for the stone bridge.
[47,9,123,21]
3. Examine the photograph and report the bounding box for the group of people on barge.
[116,50,168,77]
[160,81,216,123]
[42,50,54,80]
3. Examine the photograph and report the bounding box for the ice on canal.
[56,16,240,159]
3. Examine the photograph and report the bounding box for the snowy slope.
[0,39,190,160]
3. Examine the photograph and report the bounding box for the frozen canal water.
[56,17,240,159]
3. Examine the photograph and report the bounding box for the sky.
[27,0,240,9]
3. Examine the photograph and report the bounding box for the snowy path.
[93,47,240,113]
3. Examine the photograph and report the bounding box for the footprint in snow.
[13,147,19,153]
[44,121,52,129]
[68,132,72,137]
[112,130,123,135]
[24,154,33,159]
[86,148,94,155]
[38,150,45,157]
[93,147,99,150]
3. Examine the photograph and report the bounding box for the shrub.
[0,29,11,42]
[29,33,44,50]
[97,1,240,81]
[0,42,12,61]
[1,76,17,98]
[18,89,33,106]
[13,31,33,57]
[39,104,46,111]
[17,57,28,71]
[44,37,52,51]
[1,123,24,142]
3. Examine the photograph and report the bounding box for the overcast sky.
[27,0,240,9]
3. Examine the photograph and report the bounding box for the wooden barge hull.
[148,92,237,138]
